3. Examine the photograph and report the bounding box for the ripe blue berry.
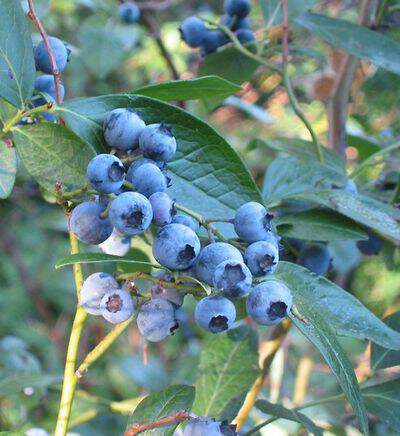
[213,259,252,298]
[234,202,273,243]
[70,201,112,244]
[150,271,185,308]
[299,243,331,275]
[224,0,251,18]
[246,280,292,325]
[109,192,153,235]
[34,75,65,102]
[179,17,207,48]
[172,213,200,232]
[103,108,145,150]
[357,230,383,255]
[244,241,279,276]
[119,1,140,24]
[80,272,119,315]
[344,179,358,194]
[137,299,179,342]
[34,37,69,74]
[220,14,250,31]
[195,296,236,334]
[195,242,243,285]
[200,30,229,55]
[98,229,131,256]
[183,417,234,435]
[152,223,201,270]
[235,28,255,44]
[126,162,168,197]
[86,154,125,194]
[128,157,165,172]
[100,289,134,324]
[139,123,177,162]
[149,192,176,227]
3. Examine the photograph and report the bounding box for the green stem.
[3,104,54,133]
[123,180,135,190]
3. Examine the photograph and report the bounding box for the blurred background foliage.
[1,0,400,434]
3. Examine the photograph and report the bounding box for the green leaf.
[362,378,400,433]
[260,0,317,26]
[276,210,368,241]
[294,12,400,75]
[289,310,369,435]
[256,137,345,175]
[126,385,195,436]
[286,190,400,244]
[192,326,259,420]
[135,76,241,101]
[0,141,17,199]
[59,94,263,237]
[262,156,347,203]
[55,252,160,270]
[198,44,261,84]
[0,373,61,397]
[0,0,35,108]
[274,262,400,350]
[346,134,381,161]
[370,312,400,371]
[255,399,323,436]
[12,123,96,192]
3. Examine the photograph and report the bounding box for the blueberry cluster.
[69,107,293,339]
[179,0,255,56]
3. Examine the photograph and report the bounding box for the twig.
[327,0,373,158]
[125,410,191,436]
[76,318,133,378]
[27,0,63,105]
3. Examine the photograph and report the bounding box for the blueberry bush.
[1,0,400,435]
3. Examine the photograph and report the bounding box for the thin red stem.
[124,411,191,436]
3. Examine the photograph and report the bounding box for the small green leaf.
[55,253,160,270]
[13,124,96,192]
[255,399,323,436]
[276,210,367,241]
[295,12,400,75]
[0,141,17,199]
[274,262,400,350]
[287,190,400,244]
[125,385,195,436]
[362,377,400,433]
[135,76,241,101]
[192,326,259,420]
[0,0,35,108]
[370,312,400,371]
[0,373,61,397]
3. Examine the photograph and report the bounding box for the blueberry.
[234,202,273,243]
[246,280,292,325]
[213,259,252,297]
[235,28,255,44]
[139,123,177,162]
[244,241,279,276]
[172,213,200,232]
[195,296,236,334]
[220,14,250,31]
[195,242,243,285]
[103,108,145,150]
[80,272,119,315]
[152,223,201,270]
[100,289,134,323]
[200,30,229,55]
[126,162,168,197]
[128,157,165,172]
[86,154,125,194]
[149,192,176,226]
[357,230,383,255]
[224,0,251,18]
[34,75,65,102]
[34,37,69,74]
[119,1,140,24]
[183,417,234,435]
[70,201,112,244]
[137,298,179,342]
[98,229,131,256]
[179,17,207,48]
[109,192,153,235]
[299,243,331,275]
[343,179,358,194]
[150,271,185,308]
